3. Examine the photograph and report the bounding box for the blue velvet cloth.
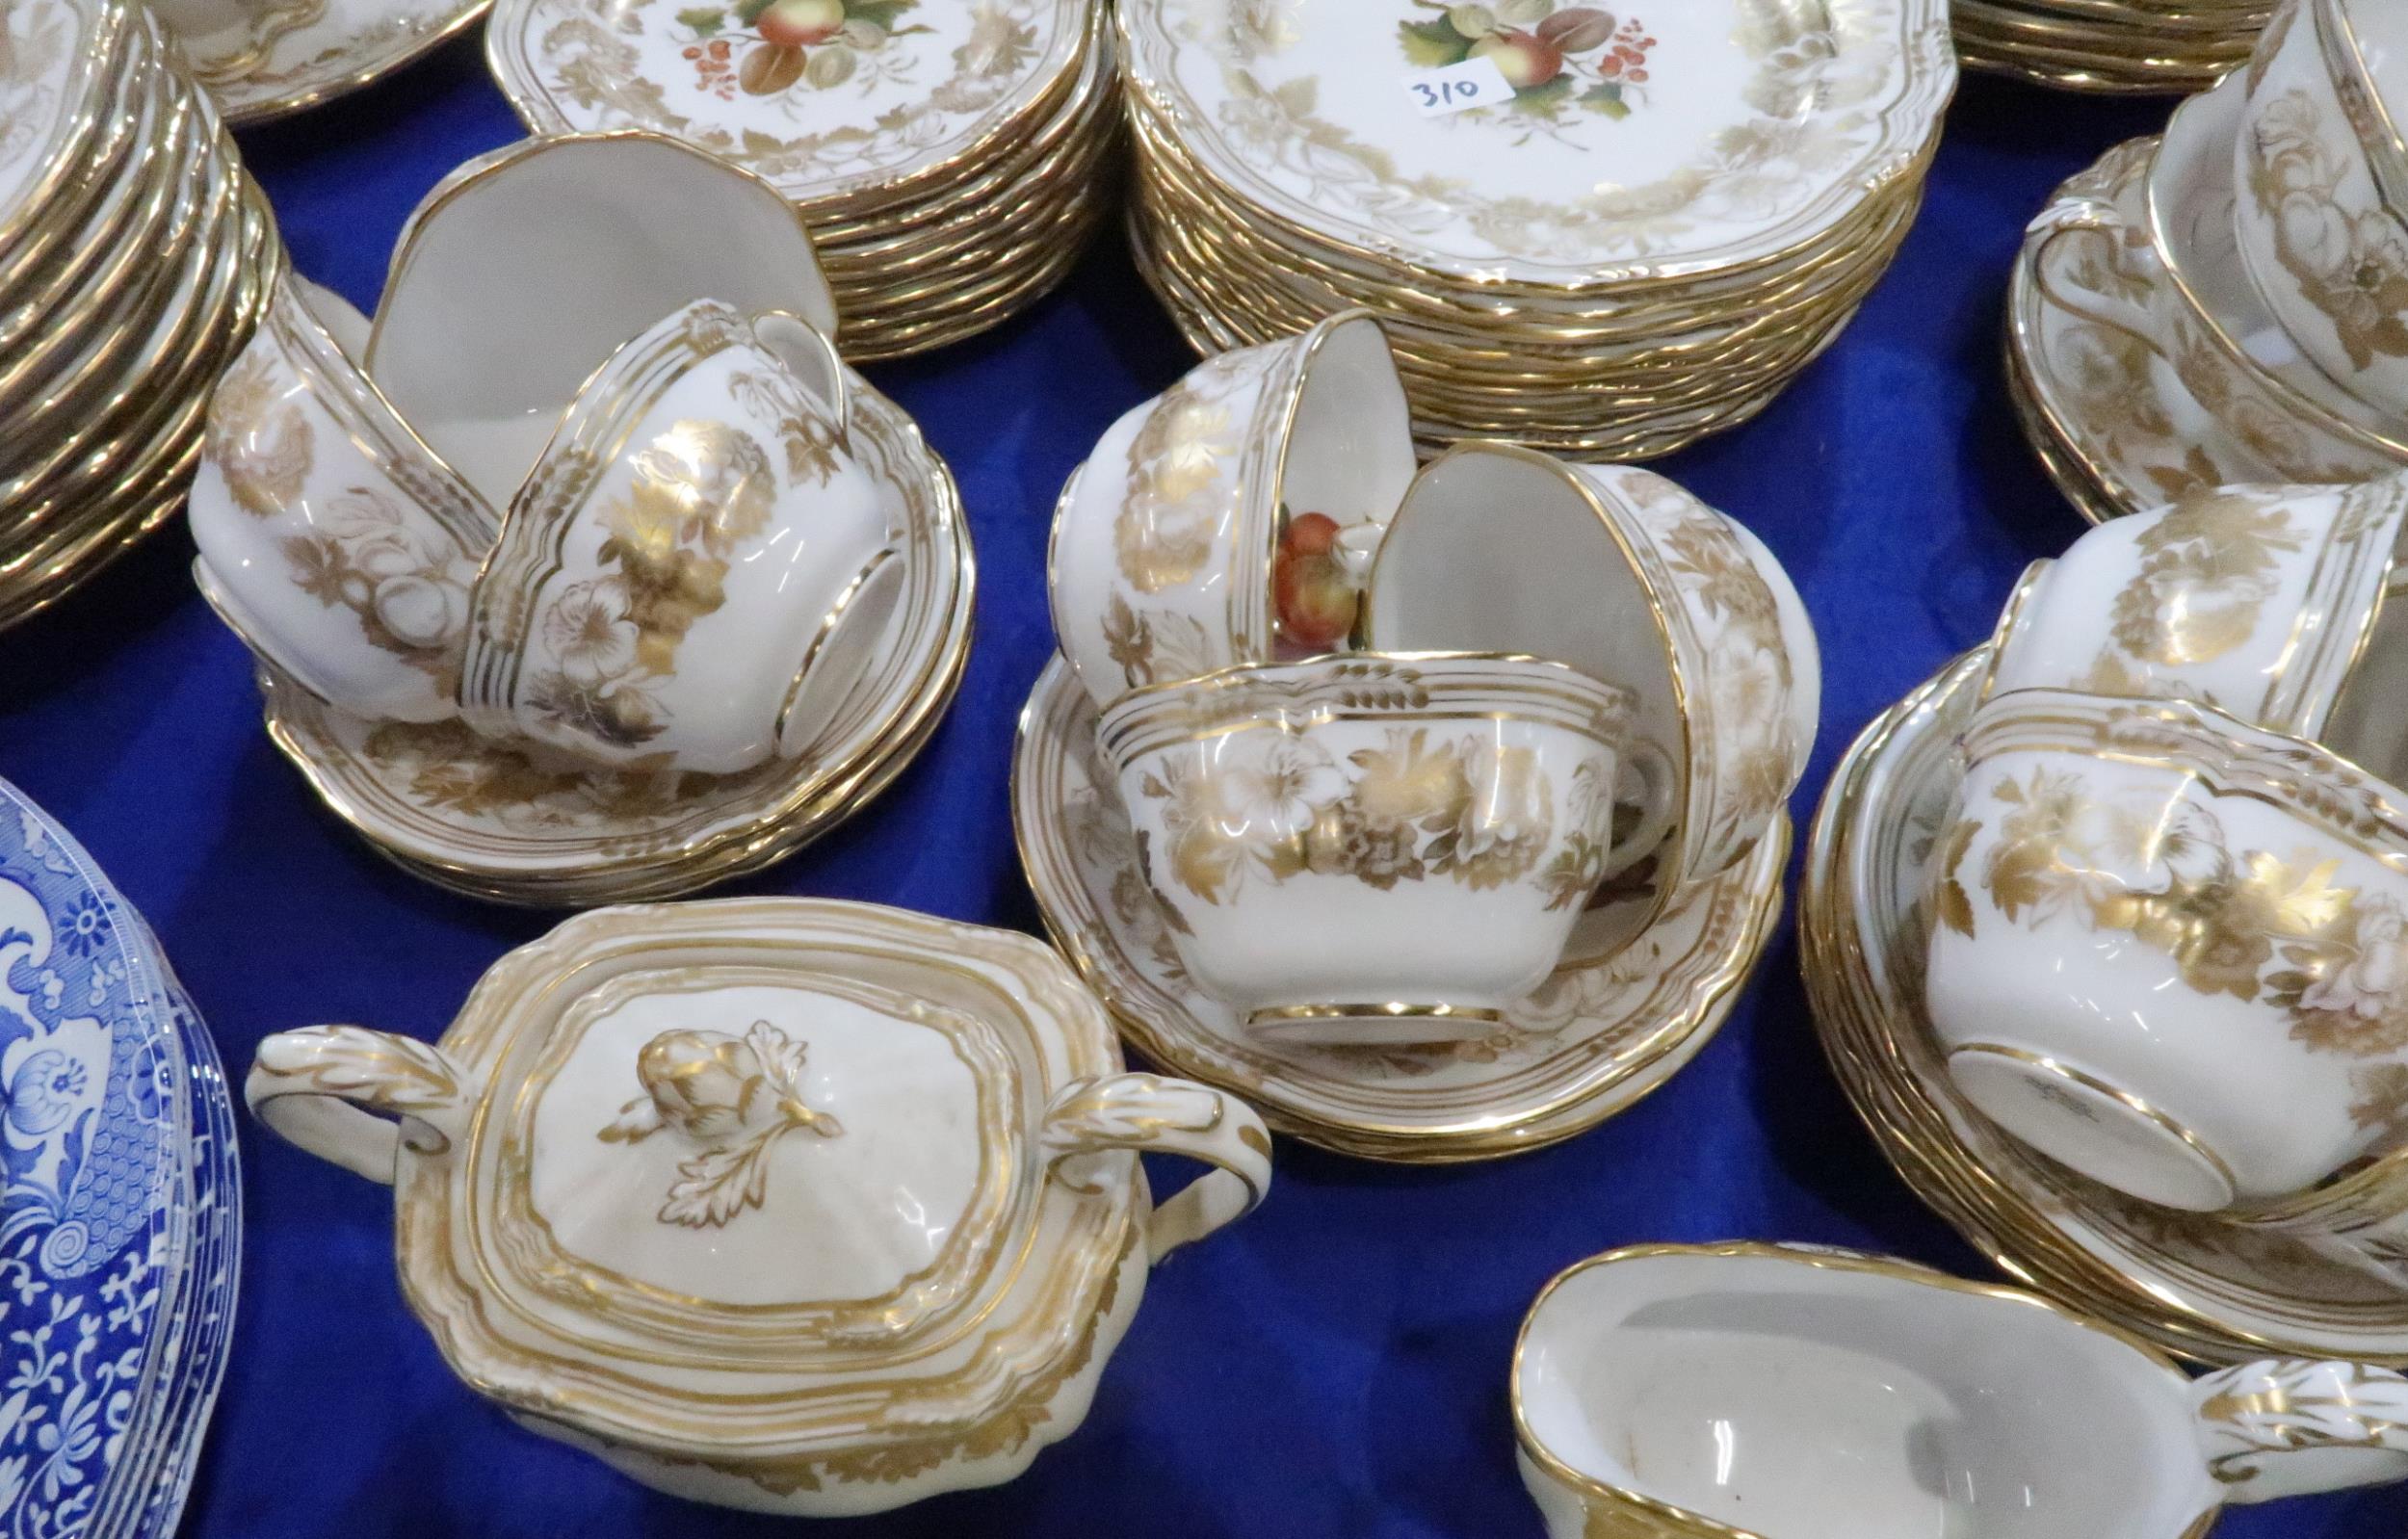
[3,35,2397,1536]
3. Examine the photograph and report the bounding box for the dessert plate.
[1012,653,1787,1161]
[1803,646,2408,1364]
[180,0,493,126]
[1119,0,1952,287]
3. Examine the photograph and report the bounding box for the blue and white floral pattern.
[0,790,237,1539]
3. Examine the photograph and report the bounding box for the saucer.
[1953,0,2272,94]
[1011,653,1787,1162]
[2008,122,2408,525]
[180,0,492,125]
[1802,646,2408,1365]
[256,373,974,906]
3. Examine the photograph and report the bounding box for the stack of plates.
[0,776,242,1539]
[485,0,1119,360]
[0,0,282,632]
[1954,0,2275,93]
[1117,0,1955,459]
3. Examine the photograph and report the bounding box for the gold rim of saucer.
[1009,651,1789,1161]
[253,381,976,905]
[1803,648,2408,1365]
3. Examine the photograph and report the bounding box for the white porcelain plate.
[1117,0,1953,285]
[1012,653,1786,1161]
[486,0,1089,204]
[172,0,494,125]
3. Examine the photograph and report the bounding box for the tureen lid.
[249,900,1198,1482]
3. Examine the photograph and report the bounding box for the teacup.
[1927,685,2408,1212]
[2236,0,2408,422]
[2029,70,2408,486]
[455,300,893,774]
[1047,309,1415,710]
[366,132,840,502]
[1363,444,1818,945]
[1513,1241,2408,1539]
[1982,474,2408,736]
[190,133,894,773]
[1094,653,1674,1045]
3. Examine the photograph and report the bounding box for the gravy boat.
[1513,1242,2408,1538]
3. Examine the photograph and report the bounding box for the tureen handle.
[245,1026,474,1184]
[1039,1074,1271,1264]
[2194,1358,2408,1501]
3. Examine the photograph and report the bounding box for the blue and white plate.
[0,788,239,1539]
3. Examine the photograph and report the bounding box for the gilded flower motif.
[1224,736,1346,845]
[2247,89,2408,373]
[1439,741,1553,888]
[600,1020,844,1228]
[542,579,641,681]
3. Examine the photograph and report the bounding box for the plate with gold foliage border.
[176,0,495,126]
[250,375,974,907]
[1802,645,2408,1366]
[1010,652,1787,1162]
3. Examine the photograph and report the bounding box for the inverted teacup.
[457,300,892,775]
[1048,309,1415,710]
[1983,474,2408,734]
[1364,444,1818,951]
[1513,1241,2408,1539]
[1095,653,1674,1045]
[2236,0,2408,422]
[1928,685,2408,1212]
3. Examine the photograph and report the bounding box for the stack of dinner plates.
[1117,0,1955,459]
[1954,0,2276,92]
[0,774,242,1539]
[485,0,1119,359]
[0,0,282,631]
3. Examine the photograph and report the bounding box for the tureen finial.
[599,1020,843,1228]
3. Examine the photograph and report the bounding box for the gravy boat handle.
[1040,1073,1271,1264]
[2194,1358,2408,1501]
[245,1026,475,1184]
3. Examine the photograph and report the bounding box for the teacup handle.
[2027,193,2167,361]
[2194,1358,2408,1501]
[753,309,851,447]
[1599,738,1681,882]
[245,1026,474,1185]
[1040,1073,1271,1264]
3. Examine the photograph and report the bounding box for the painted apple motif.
[756,0,843,47]
[1471,29,1563,90]
[1273,511,1360,652]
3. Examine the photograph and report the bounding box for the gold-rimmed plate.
[179,0,495,126]
[1010,652,1786,1162]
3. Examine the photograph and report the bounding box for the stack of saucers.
[1116,0,1954,459]
[0,774,242,1539]
[1955,0,2275,94]
[0,0,283,630]
[485,0,1119,360]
